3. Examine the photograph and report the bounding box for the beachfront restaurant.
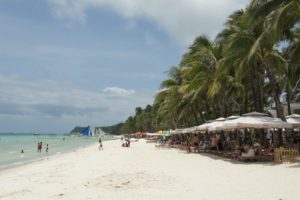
[153,112,300,163]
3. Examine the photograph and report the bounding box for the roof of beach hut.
[286,114,300,128]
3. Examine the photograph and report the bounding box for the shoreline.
[1,139,300,200]
[0,139,107,172]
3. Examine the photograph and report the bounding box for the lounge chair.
[238,149,256,161]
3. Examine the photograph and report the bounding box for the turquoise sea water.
[0,133,114,169]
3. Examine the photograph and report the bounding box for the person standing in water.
[37,142,41,152]
[99,138,103,150]
[40,142,43,152]
[46,144,49,153]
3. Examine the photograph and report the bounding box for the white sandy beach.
[0,139,299,200]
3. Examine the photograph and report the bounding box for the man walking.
[99,138,103,150]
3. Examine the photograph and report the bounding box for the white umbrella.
[208,116,241,131]
[223,116,292,129]
[242,112,269,117]
[197,122,212,131]
[173,126,198,135]
[286,114,300,128]
[207,117,226,132]
[173,129,184,135]
[227,115,240,120]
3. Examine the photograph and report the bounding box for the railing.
[274,148,299,163]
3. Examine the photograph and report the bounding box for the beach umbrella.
[227,115,240,120]
[208,116,240,131]
[207,118,226,132]
[223,115,292,129]
[172,129,180,134]
[162,132,171,137]
[286,114,300,128]
[189,126,199,133]
[242,112,269,117]
[197,121,215,131]
[146,132,160,136]
[181,126,198,134]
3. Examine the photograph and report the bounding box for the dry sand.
[0,139,299,200]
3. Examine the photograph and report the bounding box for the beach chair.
[256,147,274,162]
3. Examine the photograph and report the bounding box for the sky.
[0,0,249,133]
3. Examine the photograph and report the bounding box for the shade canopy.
[197,123,211,131]
[208,116,240,132]
[146,132,160,136]
[286,114,300,128]
[173,126,198,135]
[242,112,269,117]
[227,115,240,120]
[207,118,226,132]
[223,116,292,129]
[197,118,225,131]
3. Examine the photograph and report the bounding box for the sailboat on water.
[80,126,94,136]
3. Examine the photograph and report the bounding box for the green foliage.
[104,0,300,132]
[100,123,124,135]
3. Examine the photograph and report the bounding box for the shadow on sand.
[177,150,278,166]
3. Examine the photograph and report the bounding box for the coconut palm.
[154,66,184,129]
[217,9,266,114]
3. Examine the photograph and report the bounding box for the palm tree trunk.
[205,99,210,115]
[250,79,258,112]
[254,65,264,112]
[286,81,292,115]
[251,66,264,112]
[223,99,228,117]
[190,104,200,125]
[172,113,178,129]
[244,89,248,114]
[265,66,286,121]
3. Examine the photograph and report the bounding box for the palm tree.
[282,29,300,114]
[180,36,226,119]
[249,0,300,42]
[154,66,183,129]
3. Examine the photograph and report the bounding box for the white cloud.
[103,87,135,96]
[0,74,152,132]
[47,0,249,45]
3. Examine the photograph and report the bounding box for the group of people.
[121,137,130,147]
[37,142,49,153]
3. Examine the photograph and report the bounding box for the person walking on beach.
[99,138,103,150]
